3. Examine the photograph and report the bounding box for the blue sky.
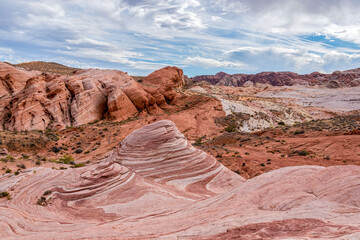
[0,0,359,76]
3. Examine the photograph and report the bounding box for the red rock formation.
[142,66,184,106]
[0,120,359,239]
[63,69,144,126]
[2,74,71,131]
[0,62,40,98]
[0,63,187,131]
[193,68,360,87]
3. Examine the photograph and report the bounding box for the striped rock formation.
[0,120,359,239]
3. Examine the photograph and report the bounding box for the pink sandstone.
[0,120,359,239]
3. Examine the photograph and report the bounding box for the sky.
[0,0,359,77]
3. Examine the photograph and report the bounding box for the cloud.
[0,0,359,76]
[323,24,360,44]
[0,47,14,55]
[226,45,360,73]
[184,56,246,69]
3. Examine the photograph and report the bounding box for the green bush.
[59,154,74,164]
[193,137,204,146]
[73,163,85,168]
[225,125,237,133]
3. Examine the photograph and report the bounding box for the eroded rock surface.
[0,120,359,239]
[0,63,185,131]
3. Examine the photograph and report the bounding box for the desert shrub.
[293,150,310,156]
[278,121,285,126]
[51,146,61,153]
[0,191,9,198]
[294,129,305,135]
[193,137,204,146]
[6,155,14,162]
[35,160,41,165]
[72,163,85,168]
[43,190,52,196]
[225,125,237,133]
[5,169,12,173]
[37,197,47,206]
[58,154,74,164]
[17,164,26,169]
[75,149,83,154]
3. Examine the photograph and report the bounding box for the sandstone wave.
[0,120,359,239]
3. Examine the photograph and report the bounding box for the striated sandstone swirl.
[0,120,359,239]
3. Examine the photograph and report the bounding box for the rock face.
[0,63,185,131]
[193,68,360,87]
[142,66,185,106]
[0,62,40,98]
[0,120,359,239]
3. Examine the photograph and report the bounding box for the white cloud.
[184,56,246,68]
[226,44,360,73]
[58,48,141,65]
[323,24,360,44]
[65,38,112,47]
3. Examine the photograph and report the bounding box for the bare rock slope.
[0,120,359,239]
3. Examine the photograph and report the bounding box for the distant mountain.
[193,68,360,88]
[13,61,80,76]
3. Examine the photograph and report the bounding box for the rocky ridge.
[13,61,79,76]
[193,68,360,87]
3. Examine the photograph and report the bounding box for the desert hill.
[12,61,79,76]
